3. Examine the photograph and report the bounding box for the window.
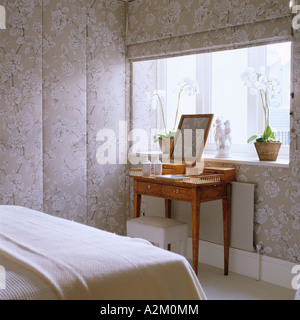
[153,42,291,159]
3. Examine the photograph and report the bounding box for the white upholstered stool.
[126,216,188,257]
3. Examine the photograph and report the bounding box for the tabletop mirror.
[170,114,214,166]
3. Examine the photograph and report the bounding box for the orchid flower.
[241,67,281,143]
[151,79,199,142]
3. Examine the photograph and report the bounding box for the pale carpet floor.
[196,263,296,300]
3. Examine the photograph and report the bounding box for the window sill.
[203,151,290,168]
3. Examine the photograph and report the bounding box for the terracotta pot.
[159,138,174,155]
[254,142,281,161]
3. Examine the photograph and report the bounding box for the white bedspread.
[0,206,206,300]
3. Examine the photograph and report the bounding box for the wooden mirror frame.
[170,114,214,166]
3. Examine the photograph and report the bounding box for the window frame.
[155,43,291,161]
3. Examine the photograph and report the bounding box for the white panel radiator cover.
[195,182,255,252]
[145,181,256,253]
[230,181,255,251]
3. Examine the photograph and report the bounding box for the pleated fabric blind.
[127,0,292,61]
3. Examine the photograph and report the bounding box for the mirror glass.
[171,114,214,166]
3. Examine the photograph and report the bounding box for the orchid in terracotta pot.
[151,79,199,153]
[241,67,280,143]
[241,67,281,161]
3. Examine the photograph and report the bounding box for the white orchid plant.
[241,67,280,143]
[150,78,199,143]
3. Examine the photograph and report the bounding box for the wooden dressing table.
[130,167,236,276]
[130,114,235,275]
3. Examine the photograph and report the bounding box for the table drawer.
[199,184,227,201]
[136,182,163,196]
[162,185,192,201]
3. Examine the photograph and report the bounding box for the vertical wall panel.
[42,0,87,222]
[0,1,43,211]
[86,0,128,234]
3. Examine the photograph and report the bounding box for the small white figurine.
[214,118,232,158]
[224,120,232,148]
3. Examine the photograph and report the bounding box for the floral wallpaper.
[0,0,129,235]
[1,0,300,265]
[128,0,300,264]
[204,162,300,263]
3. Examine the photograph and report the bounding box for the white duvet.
[0,206,206,300]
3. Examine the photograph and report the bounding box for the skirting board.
[186,238,298,290]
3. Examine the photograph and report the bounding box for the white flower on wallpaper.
[0,171,24,203]
[61,61,75,76]
[23,188,43,210]
[7,133,28,153]
[278,209,289,226]
[214,0,234,22]
[51,3,69,35]
[253,24,266,39]
[97,188,123,232]
[162,1,181,24]
[44,184,71,213]
[7,111,34,134]
[264,180,280,198]
[42,33,56,54]
[19,71,41,98]
[290,149,300,177]
[193,5,209,30]
[265,227,281,242]
[1,52,23,82]
[232,29,249,43]
[6,0,35,36]
[4,87,22,108]
[287,244,300,263]
[234,3,257,24]
[146,13,155,27]
[285,180,300,204]
[63,172,76,186]
[255,204,274,225]
[290,203,300,230]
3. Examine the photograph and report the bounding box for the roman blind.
[127,0,292,61]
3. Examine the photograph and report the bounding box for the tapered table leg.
[165,199,172,219]
[222,184,231,275]
[133,180,141,218]
[191,194,200,275]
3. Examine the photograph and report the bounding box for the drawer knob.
[174,189,179,194]
[147,185,151,190]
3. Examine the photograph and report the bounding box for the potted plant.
[151,79,199,154]
[241,67,281,161]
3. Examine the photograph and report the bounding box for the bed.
[0,205,206,300]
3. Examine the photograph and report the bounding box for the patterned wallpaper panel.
[0,1,43,210]
[0,0,129,235]
[204,162,300,263]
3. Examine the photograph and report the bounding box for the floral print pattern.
[0,0,128,235]
[127,0,291,60]
[0,0,300,264]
